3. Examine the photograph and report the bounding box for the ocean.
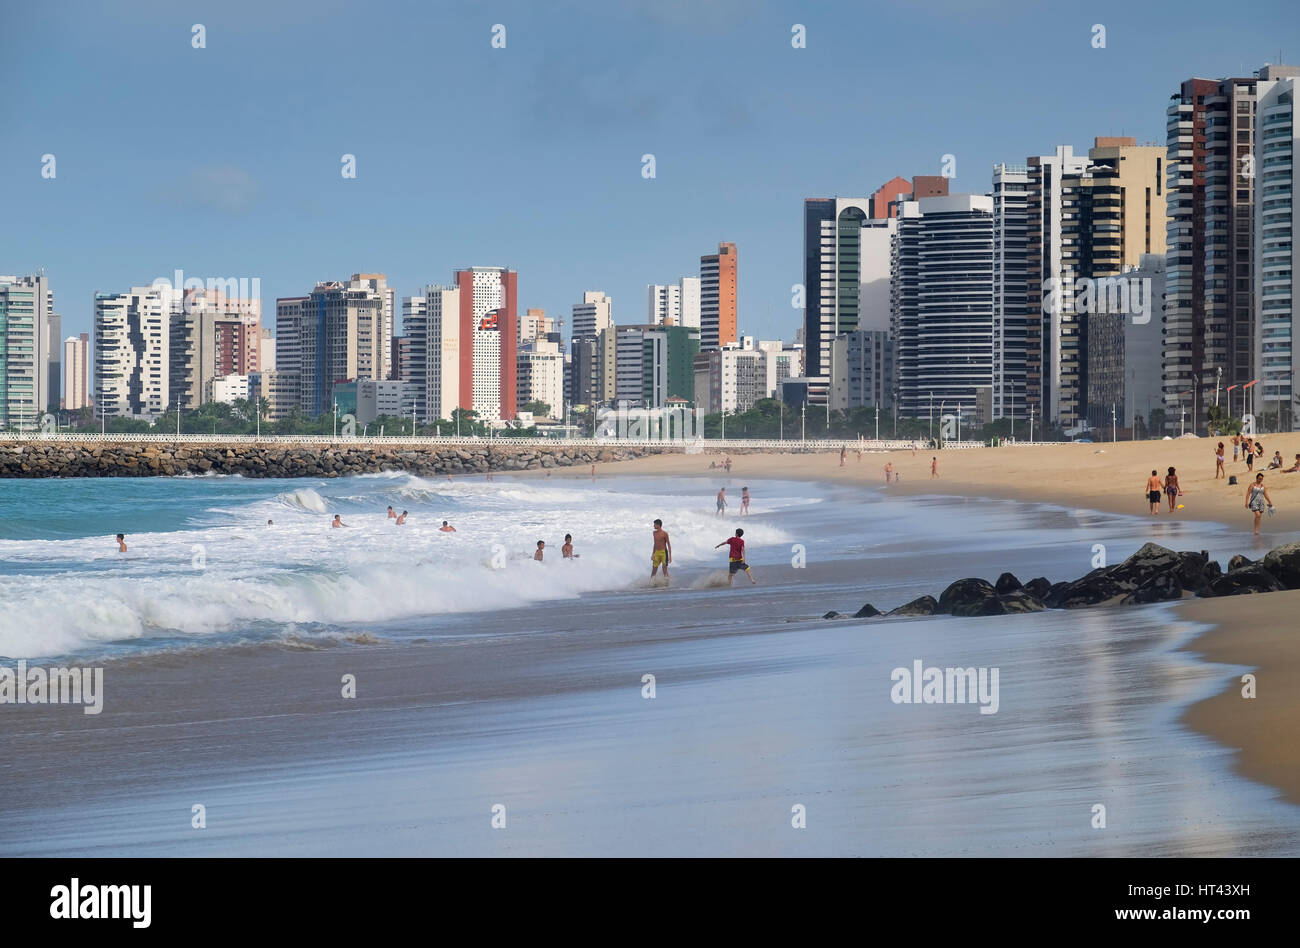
[1,471,1297,855]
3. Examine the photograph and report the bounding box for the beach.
[2,442,1298,855]
[597,438,1300,808]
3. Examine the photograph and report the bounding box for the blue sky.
[3,0,1297,343]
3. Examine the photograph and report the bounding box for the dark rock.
[1261,542,1300,589]
[1024,577,1052,600]
[1208,564,1286,597]
[998,589,1045,613]
[852,603,882,618]
[1120,572,1185,605]
[1228,554,1254,572]
[994,572,1023,594]
[886,595,937,617]
[937,578,999,616]
[822,611,843,619]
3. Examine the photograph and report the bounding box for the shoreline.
[589,446,1300,809]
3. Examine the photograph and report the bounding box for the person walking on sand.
[651,519,671,582]
[1232,434,1240,462]
[931,456,939,479]
[1246,473,1274,536]
[840,446,847,467]
[715,528,756,586]
[884,461,892,484]
[116,533,128,553]
[395,510,408,525]
[716,487,727,516]
[724,456,732,474]
[912,443,918,457]
[1215,442,1225,479]
[439,521,456,532]
[740,486,750,516]
[534,540,545,562]
[1164,466,1181,512]
[1146,470,1163,515]
[1245,439,1255,472]
[590,464,596,480]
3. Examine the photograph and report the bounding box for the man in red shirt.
[715,528,756,586]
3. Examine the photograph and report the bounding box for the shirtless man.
[116,533,128,553]
[395,510,408,525]
[931,457,939,479]
[534,540,545,562]
[651,519,672,582]
[439,521,456,533]
[562,534,578,558]
[884,462,892,484]
[716,487,727,517]
[331,515,347,528]
[387,506,397,519]
[1146,470,1163,515]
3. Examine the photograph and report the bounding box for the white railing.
[0,432,992,451]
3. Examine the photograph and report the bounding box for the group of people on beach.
[881,456,938,484]
[328,508,457,532]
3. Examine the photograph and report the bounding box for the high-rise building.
[273,296,307,416]
[403,287,463,422]
[1165,64,1300,430]
[289,275,392,416]
[830,330,895,412]
[571,290,612,340]
[0,274,60,428]
[802,199,895,383]
[869,175,950,220]
[891,194,995,420]
[699,242,738,350]
[992,163,1030,420]
[519,308,555,345]
[615,324,699,408]
[63,333,90,411]
[568,327,616,409]
[517,338,566,418]
[646,279,701,329]
[1255,70,1300,428]
[454,267,517,422]
[695,338,800,414]
[94,285,177,419]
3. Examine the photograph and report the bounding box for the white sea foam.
[0,476,804,659]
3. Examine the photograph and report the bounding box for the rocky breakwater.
[824,541,1300,620]
[0,441,675,479]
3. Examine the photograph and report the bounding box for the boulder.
[886,595,938,617]
[1119,572,1185,605]
[822,611,844,620]
[1261,542,1300,589]
[1024,577,1052,600]
[852,602,882,618]
[1208,564,1286,597]
[1228,554,1254,572]
[937,578,999,616]
[994,572,1023,594]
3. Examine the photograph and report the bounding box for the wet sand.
[594,443,1300,808]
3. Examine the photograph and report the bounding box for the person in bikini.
[1215,442,1225,479]
[1164,466,1180,512]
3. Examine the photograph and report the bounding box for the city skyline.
[4,0,1295,347]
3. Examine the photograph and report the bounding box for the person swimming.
[116,533,127,553]
[396,510,408,525]
[387,506,397,519]
[534,540,545,562]
[562,534,578,558]
[331,515,347,528]
[440,521,456,532]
